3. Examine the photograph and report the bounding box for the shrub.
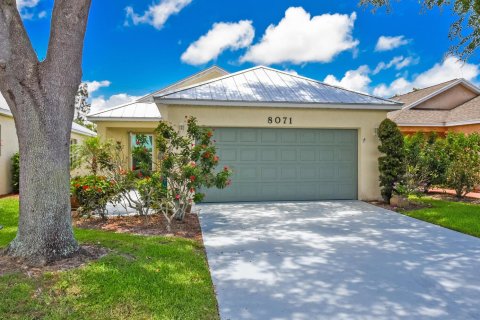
[11,152,19,193]
[71,175,119,219]
[155,116,232,221]
[443,132,480,198]
[377,119,405,202]
[71,136,116,175]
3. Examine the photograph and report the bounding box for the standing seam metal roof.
[156,66,400,106]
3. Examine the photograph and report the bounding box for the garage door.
[204,128,358,202]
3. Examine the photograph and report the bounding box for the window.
[70,138,78,169]
[130,133,154,172]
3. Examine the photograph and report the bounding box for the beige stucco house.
[0,95,97,196]
[88,66,402,202]
[389,79,480,135]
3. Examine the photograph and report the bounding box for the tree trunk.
[7,105,78,264]
[0,0,92,265]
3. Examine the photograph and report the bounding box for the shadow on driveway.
[197,201,480,320]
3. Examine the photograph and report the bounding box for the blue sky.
[20,0,480,112]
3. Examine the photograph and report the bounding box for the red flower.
[175,194,180,200]
[226,179,232,186]
[190,175,196,182]
[213,155,219,162]
[223,166,229,171]
[203,152,211,159]
[190,188,195,193]
[74,184,80,188]
[207,131,213,137]
[82,185,89,190]
[136,139,140,145]
[138,172,143,178]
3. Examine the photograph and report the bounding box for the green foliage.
[11,152,19,193]
[155,116,232,220]
[70,175,119,219]
[378,119,406,202]
[443,132,480,197]
[360,0,480,60]
[403,133,449,192]
[71,136,117,175]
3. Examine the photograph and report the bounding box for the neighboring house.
[89,65,401,202]
[0,95,97,195]
[389,79,480,135]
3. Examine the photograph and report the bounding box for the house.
[388,79,480,135]
[89,66,401,202]
[0,95,97,196]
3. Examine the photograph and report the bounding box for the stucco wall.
[95,121,159,169]
[414,85,477,110]
[160,104,388,201]
[0,114,19,195]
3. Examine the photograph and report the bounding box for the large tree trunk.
[0,0,92,265]
[7,101,78,264]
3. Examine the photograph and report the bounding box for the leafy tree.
[377,119,406,202]
[155,116,232,221]
[74,83,91,124]
[71,136,116,175]
[360,0,480,60]
[444,132,480,197]
[0,0,92,264]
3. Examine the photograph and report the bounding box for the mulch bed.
[367,200,431,212]
[0,245,109,277]
[427,192,480,204]
[73,213,203,242]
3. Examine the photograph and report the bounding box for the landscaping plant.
[71,136,116,175]
[377,119,406,202]
[11,152,19,193]
[70,175,118,219]
[155,116,232,221]
[444,132,480,198]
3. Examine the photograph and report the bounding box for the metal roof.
[0,93,96,137]
[155,66,401,108]
[87,101,161,121]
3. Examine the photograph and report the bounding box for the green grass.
[401,196,480,238]
[0,197,219,320]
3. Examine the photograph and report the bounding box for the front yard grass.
[402,197,480,238]
[0,197,219,320]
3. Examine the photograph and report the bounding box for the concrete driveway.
[197,201,480,320]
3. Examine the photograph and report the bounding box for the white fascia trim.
[155,98,403,110]
[87,117,162,122]
[72,129,97,137]
[405,79,480,110]
[0,109,13,117]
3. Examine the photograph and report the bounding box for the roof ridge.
[393,78,460,99]
[156,65,400,104]
[88,100,144,116]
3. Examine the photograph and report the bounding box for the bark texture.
[0,0,92,265]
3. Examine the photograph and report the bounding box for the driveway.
[197,201,480,320]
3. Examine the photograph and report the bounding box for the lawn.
[401,197,480,238]
[0,197,219,320]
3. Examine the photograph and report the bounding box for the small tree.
[377,119,405,202]
[72,136,116,175]
[444,132,480,197]
[155,116,232,221]
[74,82,91,125]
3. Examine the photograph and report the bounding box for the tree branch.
[43,0,92,89]
[0,0,41,115]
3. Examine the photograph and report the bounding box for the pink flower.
[223,166,229,171]
[175,194,180,200]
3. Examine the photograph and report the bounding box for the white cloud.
[375,35,409,52]
[373,56,417,74]
[323,65,371,93]
[373,56,480,97]
[91,94,140,113]
[37,10,47,19]
[17,0,39,10]
[85,80,111,95]
[125,0,192,30]
[181,20,254,65]
[241,7,359,65]
[283,69,298,76]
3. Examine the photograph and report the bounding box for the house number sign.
[267,116,293,125]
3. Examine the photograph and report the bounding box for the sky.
[19,0,480,112]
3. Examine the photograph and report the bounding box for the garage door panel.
[204,128,357,202]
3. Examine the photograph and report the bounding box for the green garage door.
[204,128,358,203]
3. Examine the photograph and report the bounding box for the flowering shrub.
[71,175,118,219]
[155,116,232,221]
[131,134,153,177]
